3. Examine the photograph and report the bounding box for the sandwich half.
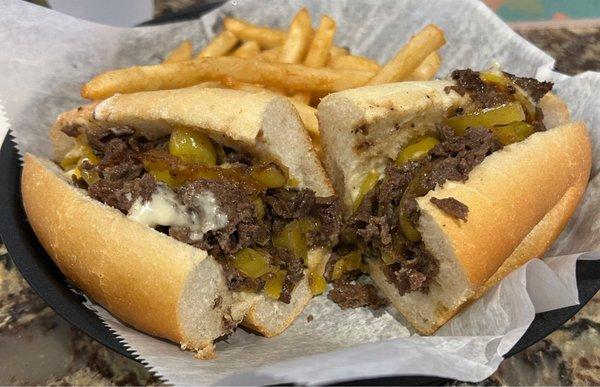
[22,87,339,357]
[317,69,591,334]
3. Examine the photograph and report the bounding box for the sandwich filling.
[332,69,553,298]
[59,125,340,304]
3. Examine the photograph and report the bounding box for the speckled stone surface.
[1,26,599,385]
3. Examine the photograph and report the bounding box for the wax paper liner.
[1,0,599,384]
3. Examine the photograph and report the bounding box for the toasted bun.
[22,154,238,354]
[23,152,329,351]
[31,88,336,350]
[318,81,592,334]
[54,87,333,197]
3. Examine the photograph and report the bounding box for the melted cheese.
[127,185,228,241]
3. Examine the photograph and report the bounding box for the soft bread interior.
[318,81,469,211]
[21,154,245,353]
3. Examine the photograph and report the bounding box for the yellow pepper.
[60,154,80,171]
[353,171,380,212]
[264,269,287,300]
[79,168,100,185]
[331,259,345,281]
[399,214,421,242]
[479,70,536,120]
[381,251,398,265]
[396,136,440,165]
[233,248,273,279]
[446,102,526,135]
[479,70,511,87]
[272,218,320,264]
[491,121,535,145]
[169,127,217,165]
[331,250,363,280]
[250,163,287,188]
[254,197,265,220]
[308,270,327,295]
[147,169,178,188]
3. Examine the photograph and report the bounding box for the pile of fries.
[82,9,445,141]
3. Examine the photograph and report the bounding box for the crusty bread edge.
[22,153,200,346]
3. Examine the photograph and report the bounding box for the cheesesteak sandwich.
[22,87,340,357]
[317,69,592,334]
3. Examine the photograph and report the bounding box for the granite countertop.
[1,27,599,386]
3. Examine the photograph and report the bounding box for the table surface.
[1,26,600,386]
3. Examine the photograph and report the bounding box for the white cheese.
[127,184,229,241]
[188,191,228,240]
[128,185,191,228]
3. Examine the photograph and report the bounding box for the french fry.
[163,40,193,63]
[81,57,375,100]
[195,81,227,88]
[231,40,261,59]
[259,45,350,64]
[328,54,381,72]
[291,93,311,104]
[224,18,286,49]
[304,15,336,67]
[405,51,442,81]
[231,82,266,93]
[329,46,349,57]
[197,31,239,58]
[288,99,319,136]
[294,15,337,104]
[279,9,312,64]
[367,24,445,85]
[257,46,282,62]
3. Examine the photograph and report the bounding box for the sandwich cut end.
[21,153,251,351]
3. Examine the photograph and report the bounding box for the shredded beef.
[430,197,468,220]
[448,69,553,109]
[88,173,156,213]
[448,69,512,109]
[381,242,440,295]
[172,180,338,303]
[176,179,267,256]
[86,126,135,152]
[271,248,305,304]
[328,279,387,309]
[63,123,340,302]
[310,196,342,244]
[96,138,145,181]
[505,72,553,102]
[265,188,316,219]
[223,147,254,165]
[344,126,499,295]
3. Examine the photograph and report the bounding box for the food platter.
[2,3,599,384]
[2,134,599,384]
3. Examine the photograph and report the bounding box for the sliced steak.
[328,278,387,309]
[88,173,156,213]
[430,197,468,220]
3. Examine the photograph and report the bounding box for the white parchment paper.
[1,0,599,384]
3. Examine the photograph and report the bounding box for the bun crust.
[22,154,221,349]
[319,81,592,334]
[22,153,330,351]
